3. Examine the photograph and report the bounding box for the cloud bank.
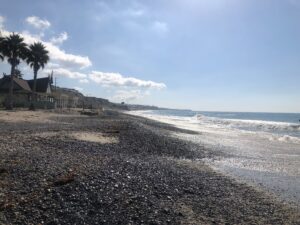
[89,71,166,89]
[45,68,86,79]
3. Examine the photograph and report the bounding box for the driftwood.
[80,110,99,116]
[53,173,75,186]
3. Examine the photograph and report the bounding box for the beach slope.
[0,110,299,224]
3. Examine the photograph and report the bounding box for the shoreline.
[0,110,299,224]
[128,110,300,207]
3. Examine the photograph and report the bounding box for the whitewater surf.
[128,109,300,206]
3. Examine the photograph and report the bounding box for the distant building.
[52,87,83,108]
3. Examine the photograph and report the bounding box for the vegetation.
[26,42,49,93]
[0,33,28,109]
[14,68,23,79]
[0,33,49,109]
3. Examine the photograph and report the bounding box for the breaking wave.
[127,110,300,143]
[195,114,300,134]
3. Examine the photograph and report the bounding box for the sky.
[0,0,300,113]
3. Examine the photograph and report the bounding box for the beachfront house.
[0,75,32,107]
[0,74,55,108]
[27,76,54,103]
[0,75,32,93]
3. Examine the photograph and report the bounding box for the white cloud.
[45,42,92,68]
[21,29,45,40]
[89,71,166,89]
[112,89,148,102]
[0,16,5,29]
[26,16,51,29]
[152,21,169,35]
[46,62,60,68]
[50,32,68,45]
[45,68,87,79]
[79,78,89,84]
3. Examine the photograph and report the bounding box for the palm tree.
[26,42,49,93]
[14,68,23,79]
[1,33,28,109]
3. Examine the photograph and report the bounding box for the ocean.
[128,109,300,205]
[135,109,300,138]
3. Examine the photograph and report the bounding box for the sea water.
[138,109,300,138]
[128,109,300,206]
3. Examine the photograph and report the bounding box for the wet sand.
[177,130,300,207]
[128,111,300,207]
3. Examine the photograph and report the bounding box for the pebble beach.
[0,110,299,224]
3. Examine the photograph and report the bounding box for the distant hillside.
[52,86,170,111]
[126,104,162,111]
[53,86,128,110]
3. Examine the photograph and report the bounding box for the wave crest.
[196,115,300,133]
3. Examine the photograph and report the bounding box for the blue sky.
[0,0,300,112]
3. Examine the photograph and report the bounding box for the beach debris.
[104,130,120,134]
[53,173,75,186]
[80,110,99,116]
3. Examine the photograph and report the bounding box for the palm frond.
[27,42,50,71]
[1,33,28,64]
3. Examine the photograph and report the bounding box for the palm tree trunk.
[33,68,38,93]
[7,61,16,110]
[32,68,38,104]
[29,68,38,110]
